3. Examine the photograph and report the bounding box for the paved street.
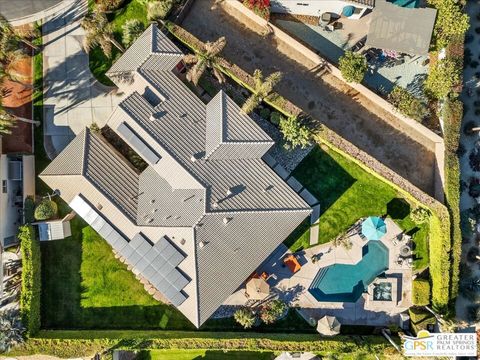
[42,0,121,158]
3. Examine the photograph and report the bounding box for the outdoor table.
[400,245,411,257]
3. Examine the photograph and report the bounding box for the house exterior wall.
[270,0,370,18]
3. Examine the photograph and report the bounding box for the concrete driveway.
[181,0,436,195]
[42,0,121,158]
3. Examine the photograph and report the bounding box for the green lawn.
[287,145,429,271]
[137,350,275,360]
[89,0,149,85]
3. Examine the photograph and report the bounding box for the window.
[2,180,7,193]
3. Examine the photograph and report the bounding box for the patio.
[275,16,428,95]
[223,218,413,326]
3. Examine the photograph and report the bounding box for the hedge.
[8,331,396,359]
[19,225,41,336]
[412,279,431,306]
[409,307,435,335]
[24,196,35,224]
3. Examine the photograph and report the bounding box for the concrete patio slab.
[287,176,303,192]
[299,188,318,206]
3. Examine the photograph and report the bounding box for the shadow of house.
[386,198,410,220]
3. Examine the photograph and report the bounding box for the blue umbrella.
[361,216,387,241]
[342,5,355,17]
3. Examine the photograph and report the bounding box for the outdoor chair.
[333,21,343,30]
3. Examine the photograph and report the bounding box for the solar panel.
[170,292,187,306]
[127,250,142,266]
[117,122,160,164]
[172,275,190,291]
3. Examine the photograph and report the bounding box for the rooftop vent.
[226,188,233,196]
[199,241,206,248]
[212,201,219,209]
[96,203,103,210]
[180,238,186,245]
[149,114,157,122]
[223,217,232,225]
[150,199,155,204]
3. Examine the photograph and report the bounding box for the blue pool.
[308,241,389,302]
[388,0,419,8]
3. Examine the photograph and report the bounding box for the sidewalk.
[42,0,121,158]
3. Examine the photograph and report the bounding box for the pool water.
[387,0,419,8]
[308,241,389,302]
[373,282,392,301]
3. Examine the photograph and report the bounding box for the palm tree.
[183,36,226,86]
[0,99,39,134]
[81,12,124,58]
[242,69,282,114]
[0,13,38,51]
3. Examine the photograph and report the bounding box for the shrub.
[260,300,287,324]
[147,0,173,21]
[243,0,271,20]
[427,0,470,49]
[279,116,311,149]
[409,307,435,334]
[424,59,461,100]
[467,305,480,322]
[259,107,271,120]
[34,200,57,221]
[23,196,35,224]
[270,111,282,125]
[388,86,430,121]
[410,207,430,224]
[338,51,367,83]
[122,19,145,47]
[0,310,25,353]
[412,279,431,306]
[19,225,41,336]
[95,0,124,11]
[233,308,256,329]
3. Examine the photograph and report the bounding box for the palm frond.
[205,36,226,58]
[212,67,225,84]
[242,94,260,114]
[259,71,282,98]
[253,69,263,91]
[183,54,198,65]
[188,60,207,86]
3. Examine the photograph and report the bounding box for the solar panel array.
[117,122,161,164]
[69,195,189,306]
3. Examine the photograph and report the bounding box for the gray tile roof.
[41,25,312,328]
[366,0,437,55]
[41,131,86,175]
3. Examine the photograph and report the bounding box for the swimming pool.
[308,241,389,302]
[388,0,419,8]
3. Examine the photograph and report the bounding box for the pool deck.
[223,218,413,326]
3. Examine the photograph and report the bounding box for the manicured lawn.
[287,145,429,271]
[137,350,275,360]
[89,0,149,85]
[41,202,195,330]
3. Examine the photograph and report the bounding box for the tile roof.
[41,24,312,327]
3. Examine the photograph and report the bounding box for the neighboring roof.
[366,0,437,55]
[41,24,311,327]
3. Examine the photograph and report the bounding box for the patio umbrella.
[246,277,270,300]
[361,216,387,241]
[316,315,341,336]
[342,5,355,17]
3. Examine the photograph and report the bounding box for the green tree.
[184,36,226,86]
[95,0,125,12]
[81,12,124,59]
[260,300,287,324]
[233,307,256,329]
[388,86,430,121]
[242,69,282,114]
[122,19,145,47]
[338,51,367,83]
[147,1,174,21]
[279,115,311,149]
[424,58,461,99]
[410,207,430,224]
[0,99,16,134]
[428,0,469,49]
[34,200,58,221]
[0,13,38,51]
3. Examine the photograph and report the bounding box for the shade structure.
[246,277,270,300]
[317,315,341,336]
[361,216,387,241]
[342,5,355,17]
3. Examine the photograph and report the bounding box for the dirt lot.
[181,0,436,195]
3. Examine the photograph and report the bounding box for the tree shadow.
[386,198,411,220]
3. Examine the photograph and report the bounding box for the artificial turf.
[286,145,429,271]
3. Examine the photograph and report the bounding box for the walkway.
[42,0,120,158]
[181,0,436,195]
